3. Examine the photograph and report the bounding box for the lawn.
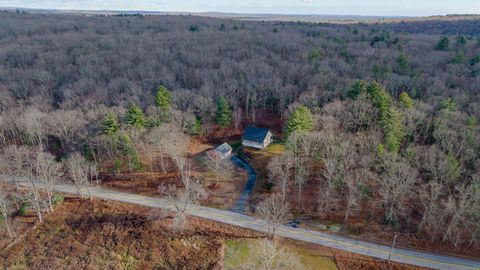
[224,238,338,270]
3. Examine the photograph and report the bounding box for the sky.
[0,0,479,16]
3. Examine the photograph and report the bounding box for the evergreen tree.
[347,80,367,99]
[284,106,314,138]
[440,97,457,112]
[215,96,231,128]
[384,108,404,153]
[125,104,146,129]
[435,36,450,51]
[398,92,414,109]
[366,82,392,127]
[101,111,119,136]
[155,85,171,118]
[456,35,466,48]
[395,53,410,73]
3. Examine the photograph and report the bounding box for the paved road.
[3,178,480,270]
[229,155,257,213]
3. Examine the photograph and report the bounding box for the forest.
[0,10,479,255]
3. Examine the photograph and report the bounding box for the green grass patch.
[224,239,338,270]
[265,142,285,155]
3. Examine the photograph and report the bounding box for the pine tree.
[101,111,120,136]
[435,36,449,51]
[125,104,146,129]
[398,92,414,109]
[395,53,410,73]
[347,80,367,99]
[366,82,392,127]
[155,85,170,117]
[215,96,231,128]
[284,106,314,138]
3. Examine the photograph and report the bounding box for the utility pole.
[387,233,398,263]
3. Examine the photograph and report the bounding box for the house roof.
[216,142,232,155]
[242,126,270,143]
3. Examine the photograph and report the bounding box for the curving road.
[3,177,480,270]
[229,155,256,213]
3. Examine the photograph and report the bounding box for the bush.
[15,202,27,217]
[52,193,64,205]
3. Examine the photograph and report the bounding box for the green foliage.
[52,193,64,205]
[349,81,404,153]
[15,202,27,217]
[308,48,320,60]
[215,96,232,128]
[445,154,461,183]
[371,64,389,79]
[398,92,414,109]
[124,104,146,129]
[114,159,122,173]
[284,106,314,138]
[395,53,410,73]
[189,25,199,32]
[347,80,367,99]
[339,48,353,63]
[455,35,466,48]
[101,111,120,136]
[376,143,385,156]
[119,134,142,172]
[273,27,278,33]
[467,116,478,126]
[371,31,390,45]
[366,82,392,126]
[450,51,466,64]
[440,97,457,112]
[470,54,480,66]
[383,109,404,153]
[219,23,225,31]
[154,85,171,118]
[435,36,450,51]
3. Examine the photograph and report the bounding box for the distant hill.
[1,6,479,24]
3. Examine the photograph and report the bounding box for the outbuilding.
[207,142,233,160]
[241,126,272,149]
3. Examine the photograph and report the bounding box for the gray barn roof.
[242,126,270,144]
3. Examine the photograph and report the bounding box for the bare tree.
[46,109,87,151]
[378,156,418,224]
[65,152,96,199]
[256,195,292,238]
[267,152,293,202]
[204,151,234,185]
[0,188,16,238]
[35,151,63,212]
[344,164,369,222]
[159,161,207,230]
[17,106,47,146]
[233,107,243,129]
[442,183,479,246]
[412,145,461,184]
[240,239,302,270]
[418,180,444,240]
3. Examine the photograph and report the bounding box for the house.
[242,126,272,149]
[207,142,232,160]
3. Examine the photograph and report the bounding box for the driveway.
[229,155,256,213]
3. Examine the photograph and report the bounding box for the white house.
[241,126,272,149]
[207,142,232,160]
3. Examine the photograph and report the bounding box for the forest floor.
[0,195,426,270]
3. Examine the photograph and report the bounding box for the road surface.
[229,155,257,213]
[3,177,480,270]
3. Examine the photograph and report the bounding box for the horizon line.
[2,6,479,18]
